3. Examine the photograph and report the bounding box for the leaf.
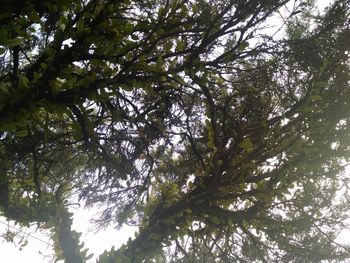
[86,253,94,260]
[124,24,134,35]
[187,181,193,189]
[310,95,323,101]
[158,7,166,17]
[3,38,23,47]
[315,81,329,89]
[173,75,186,86]
[155,56,163,71]
[40,63,47,69]
[176,40,186,51]
[184,208,192,214]
[76,18,85,34]
[91,59,107,67]
[19,76,30,89]
[16,130,28,137]
[318,59,329,77]
[238,138,254,150]
[210,217,220,224]
[115,255,131,263]
[45,47,56,58]
[299,106,314,113]
[242,219,249,228]
[237,41,249,51]
[33,72,42,81]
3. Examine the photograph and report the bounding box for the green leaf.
[16,130,28,137]
[310,95,323,101]
[124,24,134,35]
[228,218,233,225]
[158,6,166,17]
[173,75,187,86]
[315,81,329,89]
[176,40,186,51]
[184,208,192,214]
[33,72,42,81]
[238,137,254,150]
[242,219,249,228]
[19,76,30,89]
[299,106,314,113]
[40,63,47,69]
[237,41,249,51]
[2,38,23,47]
[76,18,85,34]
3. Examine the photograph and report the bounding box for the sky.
[0,0,340,262]
[0,206,137,262]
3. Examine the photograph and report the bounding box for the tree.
[0,0,350,262]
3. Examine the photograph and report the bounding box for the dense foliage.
[0,0,350,262]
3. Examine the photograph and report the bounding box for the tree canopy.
[0,0,350,262]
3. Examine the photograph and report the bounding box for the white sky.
[0,1,340,262]
[0,207,137,263]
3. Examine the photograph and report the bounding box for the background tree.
[0,0,350,262]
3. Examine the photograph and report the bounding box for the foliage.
[0,0,350,262]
